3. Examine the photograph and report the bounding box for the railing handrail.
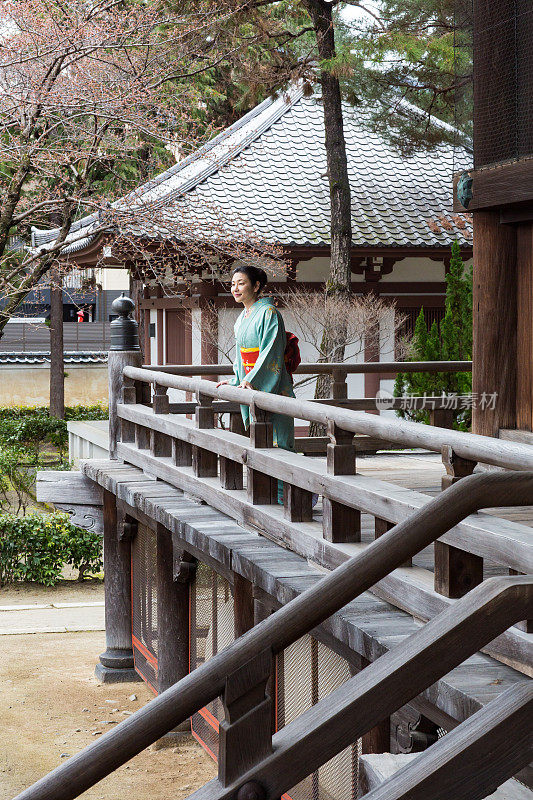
[145,359,473,376]
[14,472,533,800]
[123,367,533,472]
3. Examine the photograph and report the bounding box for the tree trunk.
[305,0,352,431]
[49,265,65,418]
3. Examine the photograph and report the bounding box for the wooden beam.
[472,211,517,436]
[516,222,533,431]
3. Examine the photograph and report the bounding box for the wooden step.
[359,753,531,799]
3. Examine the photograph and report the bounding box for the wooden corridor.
[26,357,533,800]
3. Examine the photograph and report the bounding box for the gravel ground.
[0,582,216,800]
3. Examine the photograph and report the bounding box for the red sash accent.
[240,347,260,375]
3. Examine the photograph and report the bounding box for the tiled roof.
[0,351,108,364]
[32,87,472,253]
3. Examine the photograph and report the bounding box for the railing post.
[247,401,275,504]
[220,412,245,490]
[108,294,141,460]
[332,368,348,401]
[323,420,361,542]
[218,647,273,787]
[435,445,482,598]
[375,518,411,567]
[95,491,140,683]
[509,569,533,632]
[150,383,172,457]
[441,444,477,490]
[192,391,218,477]
[120,375,136,444]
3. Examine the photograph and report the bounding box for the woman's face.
[231,272,260,305]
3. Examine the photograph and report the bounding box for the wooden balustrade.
[121,366,533,472]
[114,388,533,585]
[435,445,482,599]
[248,402,276,505]
[115,366,533,644]
[323,420,360,543]
[193,392,218,477]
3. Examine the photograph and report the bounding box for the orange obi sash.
[241,346,260,374]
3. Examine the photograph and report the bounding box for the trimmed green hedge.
[0,512,103,586]
[0,404,108,457]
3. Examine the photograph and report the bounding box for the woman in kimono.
[217,266,295,502]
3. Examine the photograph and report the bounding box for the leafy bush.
[0,404,108,460]
[394,241,472,430]
[0,404,109,512]
[0,512,103,586]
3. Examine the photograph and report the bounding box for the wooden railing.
[14,472,533,800]
[113,366,533,649]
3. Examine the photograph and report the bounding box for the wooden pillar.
[95,490,140,683]
[143,287,151,365]
[472,211,517,436]
[156,525,193,693]
[516,222,533,431]
[150,383,172,457]
[323,421,361,542]
[156,285,164,365]
[233,573,254,639]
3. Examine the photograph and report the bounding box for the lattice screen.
[131,523,158,692]
[473,1,533,167]
[189,564,360,798]
[190,563,235,760]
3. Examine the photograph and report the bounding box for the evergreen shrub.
[0,512,102,586]
[394,241,473,430]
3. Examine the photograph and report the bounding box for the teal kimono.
[230,297,295,458]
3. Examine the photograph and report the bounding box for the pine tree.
[394,241,472,428]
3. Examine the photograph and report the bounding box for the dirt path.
[0,599,216,799]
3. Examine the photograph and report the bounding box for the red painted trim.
[191,728,218,762]
[132,634,158,668]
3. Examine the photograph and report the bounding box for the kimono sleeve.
[245,306,285,393]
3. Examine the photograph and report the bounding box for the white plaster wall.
[381,257,445,283]
[99,267,130,291]
[191,308,202,363]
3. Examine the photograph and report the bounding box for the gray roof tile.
[33,87,472,253]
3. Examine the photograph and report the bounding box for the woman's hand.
[216,380,229,388]
[239,380,253,390]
